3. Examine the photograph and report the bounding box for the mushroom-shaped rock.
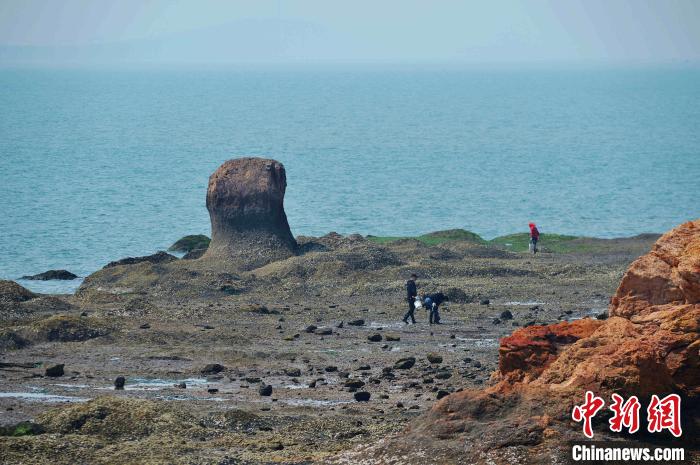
[203,158,297,269]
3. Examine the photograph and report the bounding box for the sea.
[1,65,699,293]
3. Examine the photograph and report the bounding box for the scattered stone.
[175,382,187,389]
[336,321,344,328]
[344,380,366,390]
[114,376,126,390]
[139,323,150,329]
[393,357,415,370]
[472,361,482,368]
[347,319,365,326]
[367,334,382,342]
[201,364,225,375]
[480,299,490,306]
[21,270,78,281]
[284,368,301,377]
[436,390,450,400]
[354,391,371,402]
[308,380,317,388]
[304,325,318,333]
[492,318,501,325]
[435,371,452,380]
[245,377,261,383]
[357,365,371,371]
[258,384,273,396]
[316,327,333,336]
[596,312,608,320]
[207,388,219,394]
[426,353,443,364]
[500,310,513,320]
[325,366,338,372]
[385,334,400,342]
[449,334,456,339]
[45,364,64,377]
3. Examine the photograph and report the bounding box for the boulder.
[168,234,211,253]
[45,364,64,377]
[21,270,78,280]
[104,251,177,269]
[258,384,273,396]
[201,364,225,375]
[114,376,126,390]
[393,357,416,370]
[203,158,297,269]
[354,391,371,402]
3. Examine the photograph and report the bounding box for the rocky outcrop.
[0,280,37,302]
[203,158,297,270]
[20,270,78,280]
[104,251,177,269]
[341,220,699,463]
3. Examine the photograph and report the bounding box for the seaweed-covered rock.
[29,315,109,342]
[21,270,78,280]
[104,251,177,269]
[38,396,198,439]
[168,234,211,253]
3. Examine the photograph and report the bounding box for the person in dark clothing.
[529,222,540,254]
[423,292,447,324]
[402,274,418,324]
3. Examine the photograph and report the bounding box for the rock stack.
[203,158,297,269]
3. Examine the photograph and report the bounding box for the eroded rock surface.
[203,157,297,269]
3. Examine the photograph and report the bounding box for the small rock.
[426,353,443,364]
[393,357,415,370]
[473,361,482,368]
[492,318,501,325]
[436,390,449,400]
[201,364,225,375]
[449,334,456,339]
[308,380,317,388]
[347,319,365,326]
[175,382,187,389]
[344,380,366,390]
[21,269,78,281]
[500,310,513,320]
[480,299,490,306]
[316,327,333,336]
[357,365,371,371]
[207,388,219,394]
[596,312,608,320]
[325,366,338,372]
[114,376,126,390]
[435,371,452,380]
[139,323,150,329]
[336,321,344,328]
[258,384,273,396]
[354,391,371,402]
[304,325,318,333]
[385,334,400,342]
[80,311,88,317]
[45,364,64,377]
[367,334,382,342]
[284,368,302,377]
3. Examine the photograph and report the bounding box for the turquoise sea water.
[1,66,699,293]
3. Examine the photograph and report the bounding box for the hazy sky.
[1,0,699,65]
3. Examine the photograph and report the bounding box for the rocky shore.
[1,158,696,464]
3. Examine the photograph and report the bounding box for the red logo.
[609,393,641,434]
[647,394,682,437]
[572,391,606,438]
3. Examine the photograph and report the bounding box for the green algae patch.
[367,229,485,246]
[0,422,45,437]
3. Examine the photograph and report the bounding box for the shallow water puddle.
[0,392,89,403]
[454,337,498,348]
[503,301,546,306]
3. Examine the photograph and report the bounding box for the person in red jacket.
[529,222,540,254]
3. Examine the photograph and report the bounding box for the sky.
[0,0,699,65]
